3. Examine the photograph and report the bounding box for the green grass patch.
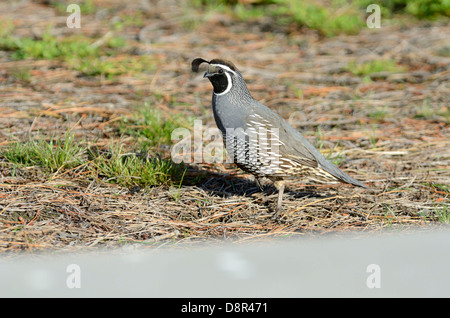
[0,25,153,78]
[89,143,185,188]
[276,0,365,36]
[2,132,86,173]
[190,0,449,36]
[435,46,450,57]
[414,101,450,123]
[1,106,190,187]
[120,105,194,150]
[348,59,406,76]
[390,0,449,18]
[112,11,147,29]
[49,0,97,15]
[0,32,98,61]
[0,20,14,39]
[68,55,155,78]
[1,131,186,188]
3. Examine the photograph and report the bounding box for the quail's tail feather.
[318,159,368,189]
[287,125,368,189]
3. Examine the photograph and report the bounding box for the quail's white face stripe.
[214,71,232,96]
[210,64,238,76]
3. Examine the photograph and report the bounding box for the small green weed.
[422,182,450,194]
[435,46,450,57]
[413,100,450,123]
[0,20,14,39]
[9,66,32,82]
[114,11,146,28]
[169,167,188,202]
[414,100,434,119]
[315,126,346,165]
[369,107,390,121]
[435,204,450,224]
[315,126,326,151]
[107,36,126,49]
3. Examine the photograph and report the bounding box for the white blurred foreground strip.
[1,229,449,297]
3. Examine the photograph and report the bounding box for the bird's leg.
[272,180,286,219]
[255,177,264,191]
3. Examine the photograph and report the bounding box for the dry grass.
[0,0,449,253]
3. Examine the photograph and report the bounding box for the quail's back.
[192,58,367,215]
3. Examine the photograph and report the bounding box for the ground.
[0,0,449,253]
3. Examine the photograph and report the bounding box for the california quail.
[192,58,368,217]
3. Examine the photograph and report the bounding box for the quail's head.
[192,58,240,94]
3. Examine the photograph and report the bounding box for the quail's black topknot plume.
[192,58,210,72]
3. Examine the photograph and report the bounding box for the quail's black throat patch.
[208,73,229,94]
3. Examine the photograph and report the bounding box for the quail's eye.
[218,68,224,74]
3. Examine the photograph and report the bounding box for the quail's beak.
[203,71,212,78]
